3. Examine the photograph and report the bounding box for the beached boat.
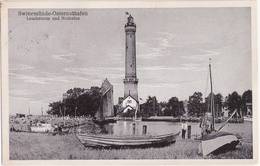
[244,116,252,122]
[200,131,241,156]
[30,123,53,133]
[76,132,180,148]
[200,59,241,156]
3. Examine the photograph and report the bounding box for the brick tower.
[124,14,138,101]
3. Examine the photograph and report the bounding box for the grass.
[9,132,252,160]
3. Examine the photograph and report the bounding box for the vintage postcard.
[1,0,257,165]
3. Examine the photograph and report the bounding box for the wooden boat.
[244,116,252,122]
[30,123,53,133]
[76,132,180,148]
[200,131,241,156]
[200,59,241,156]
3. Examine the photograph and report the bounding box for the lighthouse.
[124,14,138,102]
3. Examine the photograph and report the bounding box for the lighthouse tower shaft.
[124,15,138,101]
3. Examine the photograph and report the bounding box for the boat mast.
[209,58,215,131]
[41,106,43,116]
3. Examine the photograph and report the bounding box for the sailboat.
[199,59,242,156]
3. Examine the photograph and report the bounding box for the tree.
[48,87,101,117]
[188,92,204,117]
[164,97,182,117]
[241,90,252,116]
[178,101,185,116]
[140,96,159,117]
[224,91,242,117]
[47,101,63,116]
[62,87,86,117]
[214,93,223,116]
[205,93,223,117]
[77,87,101,117]
[158,101,167,116]
[65,88,85,99]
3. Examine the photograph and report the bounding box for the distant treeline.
[47,87,252,118]
[139,90,252,118]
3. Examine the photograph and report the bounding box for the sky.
[8,8,252,115]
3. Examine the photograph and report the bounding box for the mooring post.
[132,123,136,135]
[108,125,114,134]
[142,125,147,135]
[188,125,191,139]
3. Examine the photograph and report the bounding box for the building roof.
[123,94,139,104]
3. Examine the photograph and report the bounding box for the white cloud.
[178,63,206,71]
[156,31,176,48]
[52,52,76,63]
[9,72,73,85]
[10,89,32,98]
[64,67,124,79]
[140,80,202,89]
[181,49,220,61]
[66,67,123,72]
[137,32,183,59]
[139,66,177,71]
[9,64,34,71]
[139,63,206,72]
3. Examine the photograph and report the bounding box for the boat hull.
[76,132,180,148]
[30,124,53,133]
[244,117,252,122]
[200,131,240,156]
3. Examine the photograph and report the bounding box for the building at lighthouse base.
[117,95,139,118]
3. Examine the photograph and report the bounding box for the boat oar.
[217,110,237,132]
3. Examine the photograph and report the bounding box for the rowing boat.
[76,132,180,148]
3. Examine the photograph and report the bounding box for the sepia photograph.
[1,1,257,164]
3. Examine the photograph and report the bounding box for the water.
[102,121,201,138]
[101,120,252,140]
[106,121,182,136]
[79,120,252,141]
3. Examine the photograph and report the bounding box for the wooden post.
[188,125,191,139]
[27,124,31,132]
[132,123,136,135]
[240,109,244,122]
[108,125,114,135]
[142,125,147,135]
